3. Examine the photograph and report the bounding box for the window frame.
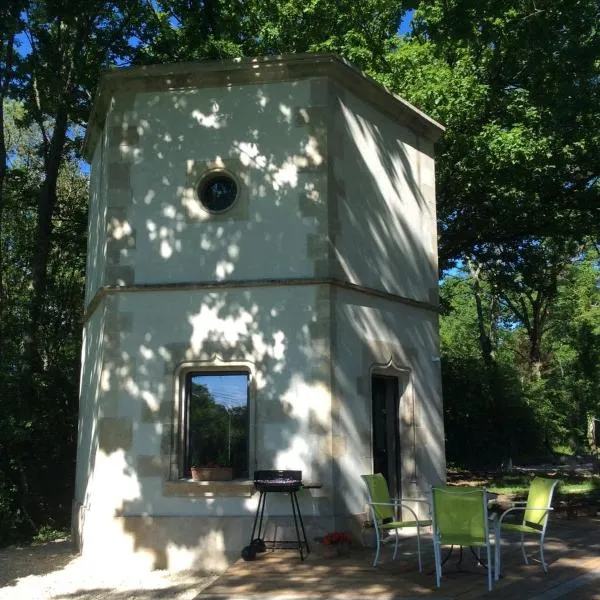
[195,168,241,215]
[174,360,255,482]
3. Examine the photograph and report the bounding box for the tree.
[144,0,411,69]
[0,99,88,537]
[439,273,539,466]
[380,0,600,268]
[481,239,580,371]
[0,1,27,376]
[18,0,153,374]
[538,244,600,448]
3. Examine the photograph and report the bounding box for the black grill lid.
[254,470,302,491]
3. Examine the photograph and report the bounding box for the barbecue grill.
[254,469,302,492]
[242,470,310,561]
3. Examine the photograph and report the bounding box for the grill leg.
[292,491,310,555]
[289,491,305,560]
[249,491,266,544]
[256,491,267,541]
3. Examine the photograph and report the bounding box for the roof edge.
[83,53,444,161]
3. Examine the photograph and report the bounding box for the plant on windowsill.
[190,461,234,482]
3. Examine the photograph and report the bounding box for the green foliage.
[380,0,600,267]
[32,524,69,544]
[391,0,600,467]
[451,469,600,504]
[531,248,600,449]
[1,97,88,544]
[440,243,600,466]
[440,339,541,467]
[141,0,411,70]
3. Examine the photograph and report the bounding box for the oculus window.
[197,170,239,213]
[183,372,249,479]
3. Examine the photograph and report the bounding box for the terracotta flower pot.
[190,466,234,481]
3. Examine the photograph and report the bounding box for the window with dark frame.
[184,372,249,480]
[197,171,239,213]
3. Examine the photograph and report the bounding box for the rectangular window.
[184,372,249,480]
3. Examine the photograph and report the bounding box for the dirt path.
[0,538,218,600]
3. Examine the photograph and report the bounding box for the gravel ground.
[0,539,220,600]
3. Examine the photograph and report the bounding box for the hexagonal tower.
[74,53,445,571]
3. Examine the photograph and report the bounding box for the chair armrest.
[392,497,431,511]
[497,506,524,525]
[497,506,553,525]
[392,497,430,503]
[367,500,422,522]
[393,500,427,522]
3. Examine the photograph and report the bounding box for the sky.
[192,373,248,409]
[399,9,415,35]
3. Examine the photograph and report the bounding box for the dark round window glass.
[198,173,238,213]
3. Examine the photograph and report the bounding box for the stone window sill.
[163,479,256,497]
[163,480,323,498]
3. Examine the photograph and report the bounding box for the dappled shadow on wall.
[83,66,440,568]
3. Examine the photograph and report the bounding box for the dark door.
[372,375,401,498]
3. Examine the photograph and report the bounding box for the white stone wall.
[85,137,108,304]
[331,287,445,523]
[77,60,444,570]
[75,284,335,569]
[73,301,105,552]
[74,304,105,507]
[95,79,330,291]
[330,85,439,304]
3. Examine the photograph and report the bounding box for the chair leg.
[486,543,493,592]
[392,528,400,561]
[494,522,501,581]
[433,538,442,588]
[373,526,381,567]
[540,533,548,574]
[520,533,528,565]
[415,524,423,572]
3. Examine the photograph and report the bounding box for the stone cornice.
[83,53,444,160]
[83,276,440,323]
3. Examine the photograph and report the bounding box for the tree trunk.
[0,31,16,373]
[529,308,542,367]
[24,108,69,373]
[468,260,494,370]
[0,92,6,371]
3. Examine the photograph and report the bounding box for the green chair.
[431,486,494,592]
[361,473,431,570]
[494,477,559,580]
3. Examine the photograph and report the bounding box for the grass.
[33,524,69,544]
[552,444,576,456]
[447,467,600,508]
[488,478,599,497]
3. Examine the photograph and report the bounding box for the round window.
[197,171,239,214]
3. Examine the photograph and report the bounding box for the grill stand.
[243,488,310,561]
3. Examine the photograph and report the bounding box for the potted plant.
[318,531,353,557]
[190,461,234,481]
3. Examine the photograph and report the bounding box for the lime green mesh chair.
[361,474,431,570]
[494,477,559,580]
[431,486,494,592]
